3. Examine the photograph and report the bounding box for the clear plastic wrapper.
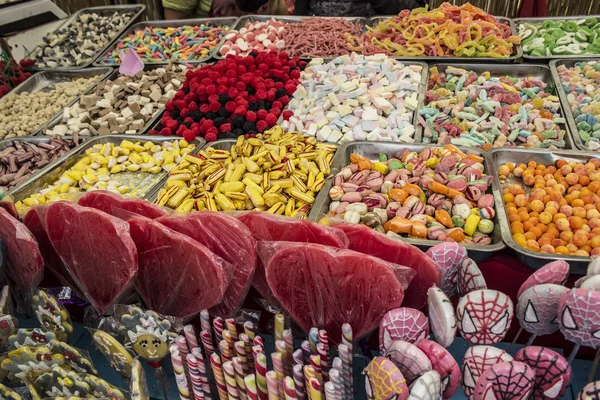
[32,201,138,315]
[90,328,134,379]
[130,358,149,400]
[332,223,441,310]
[127,215,230,319]
[31,290,73,343]
[78,190,170,219]
[157,211,257,319]
[258,241,412,344]
[0,208,43,294]
[236,211,350,309]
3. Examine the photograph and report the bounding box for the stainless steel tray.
[310,141,505,263]
[94,17,239,67]
[11,135,205,205]
[367,16,522,63]
[417,63,574,151]
[0,136,86,195]
[30,5,146,71]
[486,147,600,274]
[39,65,187,138]
[213,15,368,61]
[515,16,600,61]
[550,58,600,152]
[0,67,113,137]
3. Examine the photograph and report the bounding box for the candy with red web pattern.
[514,346,571,399]
[379,308,429,352]
[416,339,460,399]
[408,370,442,400]
[578,380,600,400]
[426,243,468,296]
[461,346,513,400]
[457,258,487,296]
[473,361,534,400]
[558,288,600,348]
[516,284,568,337]
[384,340,432,384]
[517,260,569,299]
[457,289,514,345]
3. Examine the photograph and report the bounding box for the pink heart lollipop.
[379,308,429,352]
[364,356,409,400]
[457,289,514,345]
[473,361,534,400]
[426,243,468,296]
[517,260,569,299]
[514,346,571,399]
[462,345,513,399]
[384,340,432,384]
[416,339,461,399]
[516,284,568,337]
[457,258,487,296]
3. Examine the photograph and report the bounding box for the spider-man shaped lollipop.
[457,289,514,345]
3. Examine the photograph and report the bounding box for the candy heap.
[284,53,422,143]
[326,145,495,244]
[280,18,361,58]
[556,60,600,150]
[155,127,335,213]
[34,11,136,68]
[15,139,195,214]
[519,18,600,57]
[150,51,305,142]
[219,19,286,57]
[499,158,600,256]
[99,23,230,64]
[347,3,520,58]
[420,66,567,149]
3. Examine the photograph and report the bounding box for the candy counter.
[3,3,600,400]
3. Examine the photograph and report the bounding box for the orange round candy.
[556,246,569,254]
[556,218,570,231]
[530,199,545,212]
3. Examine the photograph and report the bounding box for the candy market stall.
[2,3,600,400]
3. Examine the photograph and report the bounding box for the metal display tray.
[549,58,600,152]
[515,16,600,61]
[416,63,575,151]
[39,65,188,138]
[10,135,205,205]
[0,67,113,137]
[0,136,87,195]
[367,16,522,63]
[30,5,146,71]
[486,147,600,274]
[94,17,239,67]
[213,15,368,61]
[310,141,505,263]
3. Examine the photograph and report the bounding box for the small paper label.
[119,49,145,76]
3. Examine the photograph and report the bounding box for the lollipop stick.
[567,343,581,363]
[155,365,169,400]
[525,333,537,347]
[589,347,600,382]
[506,327,522,353]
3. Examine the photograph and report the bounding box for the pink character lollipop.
[426,243,468,296]
[384,340,432,384]
[517,260,569,299]
[379,308,429,352]
[473,361,534,400]
[407,371,441,400]
[516,284,568,345]
[514,346,571,399]
[462,345,513,399]
[578,381,600,400]
[427,287,456,347]
[416,339,461,399]
[457,289,514,345]
[559,288,600,361]
[457,258,487,297]
[364,356,409,400]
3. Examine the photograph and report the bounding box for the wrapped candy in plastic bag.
[259,241,412,343]
[30,201,138,315]
[0,383,20,400]
[237,211,349,309]
[31,290,73,343]
[91,330,133,378]
[127,215,230,318]
[78,190,169,219]
[157,211,257,318]
[0,208,43,300]
[130,359,149,400]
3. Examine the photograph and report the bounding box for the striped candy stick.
[331,359,344,400]
[292,349,304,366]
[235,340,249,375]
[223,329,236,357]
[176,335,193,394]
[284,376,297,400]
[309,355,322,385]
[275,340,290,377]
[266,370,279,400]
[184,325,200,351]
[244,321,256,340]
[192,348,212,400]
[324,382,336,400]
[308,328,318,354]
[283,329,294,374]
[304,366,316,400]
[170,345,191,400]
[200,329,215,357]
[200,310,211,332]
[341,324,352,399]
[317,330,329,380]
[210,353,229,400]
[254,335,265,353]
[255,352,269,400]
[308,378,322,400]
[223,361,240,400]
[275,314,285,342]
[241,333,254,373]
[338,345,351,400]
[328,368,342,400]
[245,374,258,400]
[271,351,286,399]
[186,353,205,400]
[219,339,232,363]
[293,364,305,400]
[233,357,248,400]
[301,341,311,364]
[213,317,224,343]
[226,318,239,341]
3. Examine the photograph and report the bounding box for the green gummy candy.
[388,159,402,170]
[578,121,592,131]
[379,153,388,162]
[581,130,591,141]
